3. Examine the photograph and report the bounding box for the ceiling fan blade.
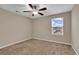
[38,12,44,16]
[34,6,37,9]
[29,4,33,9]
[39,7,47,11]
[23,11,32,12]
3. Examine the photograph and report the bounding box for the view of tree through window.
[51,17,63,35]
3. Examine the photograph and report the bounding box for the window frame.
[50,17,64,35]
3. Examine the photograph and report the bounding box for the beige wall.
[33,12,71,44]
[0,8,72,48]
[0,9,32,47]
[71,5,79,54]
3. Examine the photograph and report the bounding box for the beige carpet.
[0,39,76,55]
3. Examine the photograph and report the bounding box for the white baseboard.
[34,37,72,45]
[0,38,31,49]
[72,46,79,55]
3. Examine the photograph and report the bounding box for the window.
[51,17,64,35]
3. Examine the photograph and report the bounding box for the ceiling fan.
[17,4,47,16]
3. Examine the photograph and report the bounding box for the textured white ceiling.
[0,4,74,19]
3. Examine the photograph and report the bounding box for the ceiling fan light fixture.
[33,11,38,14]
